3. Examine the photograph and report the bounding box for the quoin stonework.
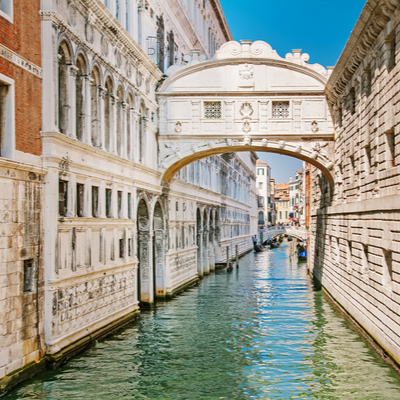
[0,0,400,393]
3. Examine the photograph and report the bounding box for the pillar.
[68,65,78,138]
[203,230,209,275]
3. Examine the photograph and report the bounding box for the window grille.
[23,259,34,293]
[204,101,221,119]
[272,101,289,119]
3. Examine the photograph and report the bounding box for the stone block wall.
[310,0,400,365]
[0,161,45,387]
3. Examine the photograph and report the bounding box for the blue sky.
[218,0,366,183]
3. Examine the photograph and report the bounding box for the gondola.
[298,249,307,262]
[287,235,293,242]
[270,241,280,248]
[254,244,268,252]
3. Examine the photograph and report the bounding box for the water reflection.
[4,244,400,399]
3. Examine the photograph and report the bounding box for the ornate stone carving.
[311,120,319,133]
[278,140,285,149]
[261,138,268,146]
[85,20,94,44]
[242,121,251,133]
[174,121,182,133]
[239,64,253,80]
[101,36,109,57]
[68,3,77,27]
[240,102,254,118]
[243,136,251,146]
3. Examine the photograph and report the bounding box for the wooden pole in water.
[226,246,230,267]
[235,244,239,268]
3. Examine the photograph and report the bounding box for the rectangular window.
[387,32,396,72]
[386,129,396,167]
[128,238,132,257]
[118,190,123,218]
[76,183,84,217]
[0,74,14,158]
[258,182,263,189]
[23,259,34,293]
[204,101,221,119]
[285,211,288,219]
[279,211,282,219]
[272,101,289,119]
[59,180,68,216]
[127,192,132,219]
[92,186,99,217]
[0,0,13,22]
[106,188,112,218]
[119,238,124,258]
[349,88,356,115]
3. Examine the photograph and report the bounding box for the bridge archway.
[157,40,336,191]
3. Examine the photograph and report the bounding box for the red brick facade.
[0,0,42,156]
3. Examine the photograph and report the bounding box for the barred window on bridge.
[204,101,222,119]
[272,101,289,119]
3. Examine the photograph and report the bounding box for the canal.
[4,243,400,399]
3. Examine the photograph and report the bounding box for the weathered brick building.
[0,0,46,389]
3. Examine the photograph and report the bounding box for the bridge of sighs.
[156,40,336,192]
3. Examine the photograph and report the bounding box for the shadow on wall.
[311,169,332,290]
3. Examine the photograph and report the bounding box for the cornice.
[326,0,398,103]
[0,157,47,175]
[209,0,233,42]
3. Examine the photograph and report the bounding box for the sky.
[218,0,366,183]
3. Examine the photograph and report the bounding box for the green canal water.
[4,243,400,399]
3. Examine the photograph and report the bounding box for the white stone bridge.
[259,226,308,241]
[157,40,336,190]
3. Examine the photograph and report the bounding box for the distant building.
[256,161,271,226]
[289,171,304,223]
[270,178,276,225]
[275,183,290,223]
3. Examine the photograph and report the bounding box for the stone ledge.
[314,194,400,216]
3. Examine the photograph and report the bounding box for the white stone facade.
[36,0,256,369]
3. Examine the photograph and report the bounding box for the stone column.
[68,65,78,139]
[99,86,106,150]
[128,107,134,161]
[110,94,117,154]
[121,101,127,159]
[138,231,152,304]
[209,227,215,271]
[197,230,203,278]
[154,231,165,299]
[83,76,92,145]
[42,20,58,133]
[133,109,139,162]
[203,230,210,275]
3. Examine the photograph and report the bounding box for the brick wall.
[0,0,42,157]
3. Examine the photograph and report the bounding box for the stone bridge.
[259,226,308,241]
[157,40,336,190]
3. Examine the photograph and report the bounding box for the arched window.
[104,77,113,152]
[116,85,124,156]
[58,43,70,134]
[75,54,86,142]
[90,66,101,147]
